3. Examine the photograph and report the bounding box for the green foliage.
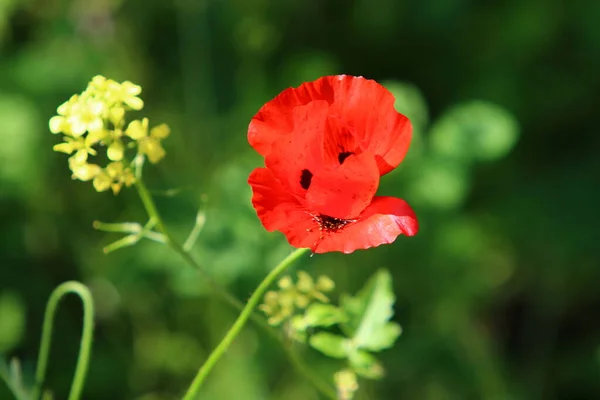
[406,158,470,210]
[259,269,402,397]
[305,269,401,390]
[339,269,402,352]
[383,81,429,135]
[301,303,347,328]
[260,271,335,327]
[308,333,348,359]
[0,94,44,195]
[273,269,403,398]
[0,358,27,400]
[1,0,598,398]
[430,101,520,163]
[0,292,25,354]
[347,351,384,380]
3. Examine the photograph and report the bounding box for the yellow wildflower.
[107,161,136,194]
[92,161,136,194]
[66,98,106,136]
[105,79,144,110]
[50,75,169,195]
[107,139,125,161]
[49,94,80,134]
[126,119,170,163]
[150,123,170,139]
[108,106,126,127]
[92,171,113,193]
[125,118,148,140]
[86,128,110,144]
[49,95,78,135]
[88,75,109,91]
[53,135,98,162]
[50,95,106,137]
[68,157,102,182]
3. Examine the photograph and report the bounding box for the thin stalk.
[32,281,94,400]
[133,176,336,399]
[182,248,310,400]
[134,177,241,309]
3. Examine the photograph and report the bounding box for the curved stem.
[182,247,310,400]
[134,176,336,399]
[32,281,95,400]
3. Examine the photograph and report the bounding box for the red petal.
[250,169,418,254]
[314,196,418,254]
[248,167,321,249]
[305,153,379,219]
[264,101,331,197]
[326,76,413,175]
[248,75,412,175]
[248,77,334,156]
[264,102,380,219]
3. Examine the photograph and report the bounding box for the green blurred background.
[1,0,599,399]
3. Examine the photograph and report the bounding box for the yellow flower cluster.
[259,271,335,326]
[49,76,170,194]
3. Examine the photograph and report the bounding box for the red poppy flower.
[248,75,418,254]
[248,75,412,175]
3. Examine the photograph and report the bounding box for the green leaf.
[429,100,519,163]
[340,269,401,352]
[309,332,349,359]
[303,303,347,328]
[348,350,385,380]
[363,322,402,352]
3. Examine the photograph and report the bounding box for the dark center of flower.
[338,151,354,164]
[300,169,313,190]
[315,214,354,232]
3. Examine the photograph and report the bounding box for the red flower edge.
[249,168,418,254]
[248,75,412,176]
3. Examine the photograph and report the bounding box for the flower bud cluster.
[259,271,335,326]
[50,76,170,194]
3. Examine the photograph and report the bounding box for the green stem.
[32,281,95,400]
[182,247,310,400]
[134,176,336,399]
[135,178,242,309]
[183,211,206,252]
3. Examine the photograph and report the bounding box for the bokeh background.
[1,0,599,399]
